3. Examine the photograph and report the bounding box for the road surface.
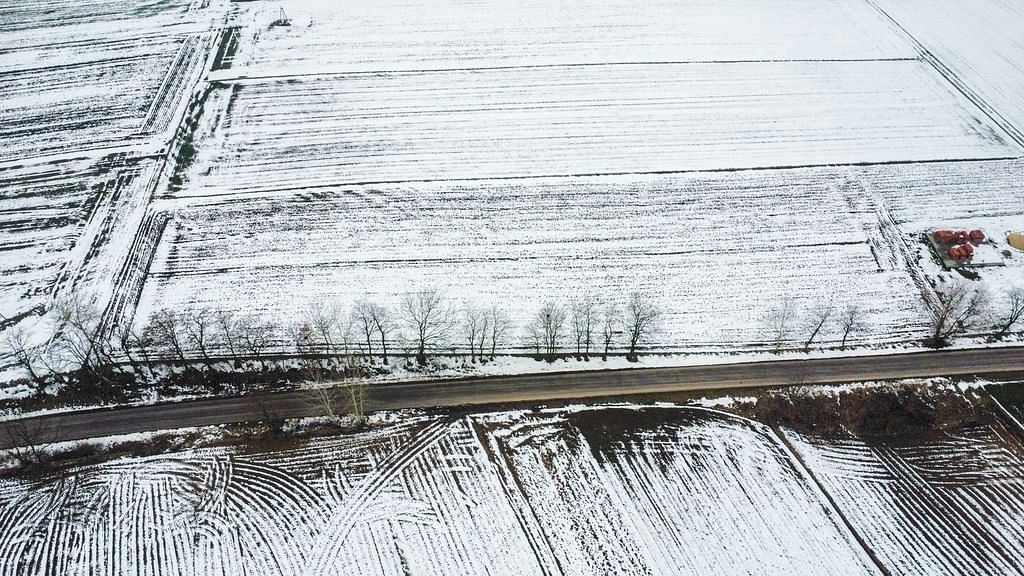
[2,347,1021,449]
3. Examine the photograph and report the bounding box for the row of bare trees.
[929,283,1024,346]
[4,284,1023,395]
[524,293,661,362]
[762,283,1024,351]
[762,300,865,353]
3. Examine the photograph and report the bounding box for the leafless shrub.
[340,381,369,427]
[625,292,660,362]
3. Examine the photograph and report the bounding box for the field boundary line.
[164,155,1023,200]
[208,57,921,83]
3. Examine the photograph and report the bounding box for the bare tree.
[369,303,395,365]
[462,304,485,363]
[803,303,834,352]
[52,296,121,380]
[147,308,187,362]
[625,292,660,362]
[351,300,377,362]
[237,314,276,367]
[600,303,620,361]
[2,324,48,393]
[991,288,1024,341]
[929,281,988,347]
[181,309,215,367]
[524,319,544,357]
[763,298,798,353]
[3,418,59,468]
[837,305,864,350]
[213,310,239,357]
[476,308,491,362]
[401,288,455,365]
[571,295,598,359]
[488,305,510,360]
[302,301,350,365]
[528,301,566,361]
[111,321,154,380]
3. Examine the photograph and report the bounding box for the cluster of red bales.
[933,229,985,261]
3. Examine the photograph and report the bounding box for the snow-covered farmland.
[785,422,1024,576]
[1,157,166,336]
[474,407,877,574]
[223,0,915,75]
[180,60,1015,195]
[871,0,1024,148]
[0,0,221,161]
[4,403,1024,575]
[4,0,1024,378]
[136,159,1024,352]
[0,0,229,371]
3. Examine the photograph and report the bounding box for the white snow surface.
[0,405,879,575]
[135,160,1024,353]
[3,0,1024,383]
[4,402,1024,575]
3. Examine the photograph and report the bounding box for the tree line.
[1,289,664,395]
[3,283,1023,398]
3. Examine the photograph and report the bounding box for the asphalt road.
[2,347,1021,450]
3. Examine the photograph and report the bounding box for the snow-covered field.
[3,0,1024,376]
[0,0,219,161]
[0,0,227,367]
[135,159,1024,351]
[223,0,916,74]
[3,402,1023,575]
[178,60,1015,194]
[785,424,1024,575]
[871,0,1024,149]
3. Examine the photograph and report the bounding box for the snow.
[134,160,1024,354]
[180,60,1015,194]
[224,0,916,75]
[784,424,1024,576]
[2,0,1024,384]
[0,405,877,575]
[871,0,1024,148]
[5,400,1023,574]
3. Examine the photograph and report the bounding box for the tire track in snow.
[863,0,1024,151]
[306,416,455,574]
[467,416,564,576]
